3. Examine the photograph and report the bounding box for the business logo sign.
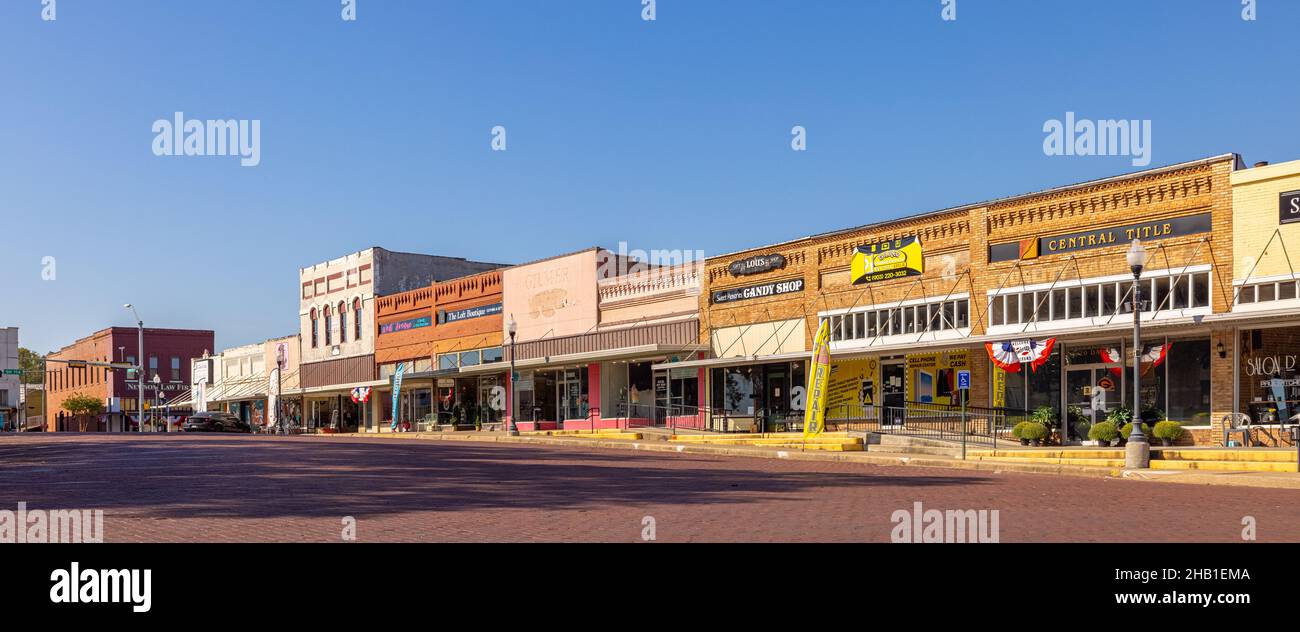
[379,316,432,335]
[1281,190,1300,225]
[438,302,503,324]
[989,212,1212,262]
[728,254,787,277]
[711,278,805,304]
[851,237,924,285]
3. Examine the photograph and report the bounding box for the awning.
[651,350,808,372]
[467,343,708,375]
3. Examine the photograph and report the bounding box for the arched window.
[353,298,363,340]
[310,308,319,348]
[324,306,333,346]
[338,301,348,343]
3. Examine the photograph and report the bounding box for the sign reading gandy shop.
[851,237,924,285]
[1281,190,1300,225]
[728,254,787,277]
[989,212,1212,262]
[711,278,805,304]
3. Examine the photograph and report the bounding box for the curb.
[302,432,1300,489]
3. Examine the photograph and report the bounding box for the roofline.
[707,153,1239,262]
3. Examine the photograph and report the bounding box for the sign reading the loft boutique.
[729,254,787,277]
[1281,190,1300,225]
[711,278,805,304]
[439,303,503,324]
[989,212,1212,262]
[851,236,924,285]
[379,316,432,335]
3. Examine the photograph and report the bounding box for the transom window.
[990,271,1210,327]
[828,298,970,342]
[1235,279,1299,305]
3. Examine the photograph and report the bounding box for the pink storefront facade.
[491,248,707,431]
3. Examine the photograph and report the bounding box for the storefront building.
[189,335,301,431]
[499,248,706,431]
[298,247,502,432]
[1222,158,1300,446]
[690,154,1243,444]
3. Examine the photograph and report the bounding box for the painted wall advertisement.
[827,358,877,411]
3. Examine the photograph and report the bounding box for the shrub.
[1120,422,1152,439]
[1011,421,1030,439]
[1088,421,1119,442]
[1106,407,1133,425]
[1029,406,1057,426]
[1153,420,1185,442]
[1019,421,1049,441]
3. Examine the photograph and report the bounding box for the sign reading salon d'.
[851,237,924,285]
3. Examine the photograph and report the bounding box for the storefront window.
[1165,340,1210,425]
[1239,328,1300,425]
[712,366,757,416]
[438,355,457,371]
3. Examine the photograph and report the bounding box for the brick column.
[587,363,601,426]
[1209,328,1236,446]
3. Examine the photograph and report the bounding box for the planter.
[1159,438,1173,447]
[1030,439,1042,447]
[1019,439,1030,446]
[1097,440,1111,447]
[1082,440,1100,447]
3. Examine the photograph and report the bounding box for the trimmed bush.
[1153,420,1185,442]
[1019,421,1049,441]
[1120,422,1152,439]
[1088,421,1119,442]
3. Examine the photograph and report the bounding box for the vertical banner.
[390,363,406,431]
[803,319,831,439]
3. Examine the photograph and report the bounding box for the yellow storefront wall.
[905,350,968,406]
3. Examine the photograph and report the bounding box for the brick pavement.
[1,434,1297,542]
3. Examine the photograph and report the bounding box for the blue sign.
[440,303,503,324]
[957,370,971,391]
[390,363,406,430]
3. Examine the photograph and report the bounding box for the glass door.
[1065,368,1122,424]
[881,361,906,425]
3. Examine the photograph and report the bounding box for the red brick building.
[45,327,214,432]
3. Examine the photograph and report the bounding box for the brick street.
[1,434,1297,543]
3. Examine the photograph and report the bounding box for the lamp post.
[124,304,144,433]
[151,373,162,433]
[1125,240,1150,469]
[507,315,519,436]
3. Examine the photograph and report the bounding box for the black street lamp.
[1125,239,1150,469]
[507,315,519,436]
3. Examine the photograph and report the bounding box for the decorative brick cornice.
[986,168,1216,233]
[706,250,807,284]
[816,217,970,265]
[599,267,701,303]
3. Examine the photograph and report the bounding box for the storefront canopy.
[465,343,709,375]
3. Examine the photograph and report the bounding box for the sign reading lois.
[851,237,924,285]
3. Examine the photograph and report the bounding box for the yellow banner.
[803,319,831,438]
[850,236,924,285]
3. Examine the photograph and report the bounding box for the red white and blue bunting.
[350,387,372,404]
[985,338,1057,373]
[1100,343,1171,376]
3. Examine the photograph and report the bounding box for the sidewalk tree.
[61,393,104,432]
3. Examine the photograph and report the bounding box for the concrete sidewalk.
[307,430,1300,490]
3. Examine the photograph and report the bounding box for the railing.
[826,400,1011,448]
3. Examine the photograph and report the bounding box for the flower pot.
[1098,440,1111,447]
[1019,438,1030,446]
[1159,438,1172,447]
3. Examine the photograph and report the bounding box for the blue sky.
[2,0,1296,354]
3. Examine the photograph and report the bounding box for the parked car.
[181,412,252,433]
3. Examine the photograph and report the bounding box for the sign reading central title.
[851,237,924,285]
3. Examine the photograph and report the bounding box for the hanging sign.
[851,237,924,285]
[985,338,1057,373]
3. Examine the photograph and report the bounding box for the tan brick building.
[673,154,1249,444]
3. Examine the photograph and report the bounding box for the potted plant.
[1119,421,1152,444]
[1075,421,1093,445]
[1106,408,1133,445]
[1088,421,1119,447]
[1020,421,1049,447]
[1011,421,1032,446]
[1153,420,1185,447]
[1029,406,1058,445]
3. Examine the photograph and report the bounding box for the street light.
[124,304,144,433]
[151,373,162,433]
[1125,239,1150,469]
[507,315,519,436]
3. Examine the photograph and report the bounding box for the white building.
[0,327,20,430]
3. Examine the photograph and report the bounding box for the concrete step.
[968,449,1125,460]
[967,455,1127,468]
[1156,449,1299,463]
[1150,459,1298,473]
[868,444,962,457]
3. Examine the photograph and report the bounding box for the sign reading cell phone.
[1281,190,1300,225]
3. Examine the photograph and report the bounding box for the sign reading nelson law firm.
[379,316,432,335]
[851,236,924,285]
[712,278,805,304]
[1281,190,1300,225]
[988,212,1213,262]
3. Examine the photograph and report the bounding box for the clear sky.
[2,0,1296,355]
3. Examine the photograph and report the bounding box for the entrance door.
[1066,368,1121,426]
[557,368,584,424]
[764,366,788,431]
[881,362,906,425]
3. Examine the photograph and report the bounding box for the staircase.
[669,432,865,452]
[965,447,1299,473]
